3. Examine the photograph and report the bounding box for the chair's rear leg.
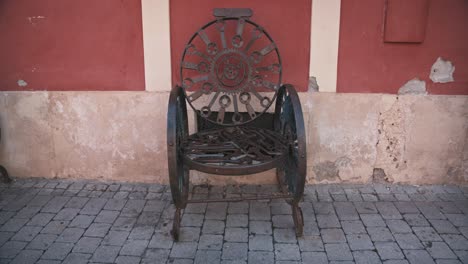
[291,201,304,237]
[171,208,182,241]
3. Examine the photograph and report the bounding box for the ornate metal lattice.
[180,13,282,126]
[184,127,288,166]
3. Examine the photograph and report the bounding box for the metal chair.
[167,8,306,241]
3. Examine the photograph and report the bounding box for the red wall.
[170,0,312,92]
[0,0,145,91]
[337,0,468,94]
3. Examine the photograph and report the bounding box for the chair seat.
[182,126,289,175]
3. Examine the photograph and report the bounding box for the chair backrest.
[179,8,282,126]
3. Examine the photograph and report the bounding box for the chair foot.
[171,208,181,241]
[291,203,304,237]
[0,166,11,184]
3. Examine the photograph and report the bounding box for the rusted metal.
[0,127,11,183]
[167,9,306,240]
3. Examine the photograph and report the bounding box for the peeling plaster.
[430,57,455,83]
[398,78,427,95]
[308,76,319,92]
[27,16,46,26]
[17,80,28,87]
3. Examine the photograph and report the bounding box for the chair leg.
[0,166,11,184]
[291,202,304,237]
[171,208,181,241]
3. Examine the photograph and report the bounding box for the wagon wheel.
[274,84,306,236]
[0,165,11,183]
[167,86,190,241]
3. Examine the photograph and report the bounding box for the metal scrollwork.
[180,17,282,126]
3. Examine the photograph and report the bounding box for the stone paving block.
[41,242,74,260]
[120,239,149,256]
[178,227,200,242]
[103,199,127,211]
[321,228,346,243]
[275,243,301,261]
[386,219,412,234]
[353,250,381,264]
[112,217,136,232]
[54,208,80,221]
[441,234,468,250]
[9,249,42,264]
[65,198,90,211]
[0,231,14,247]
[271,202,292,215]
[347,234,374,250]
[298,235,324,251]
[136,211,159,226]
[0,218,28,232]
[375,242,405,260]
[15,206,41,219]
[94,210,120,224]
[249,234,273,251]
[91,245,121,263]
[354,202,378,214]
[248,251,274,264]
[334,202,359,220]
[185,203,207,214]
[202,220,225,235]
[272,215,294,228]
[197,234,223,250]
[142,248,170,264]
[429,219,460,234]
[128,226,154,240]
[313,202,335,215]
[445,214,468,227]
[26,234,57,250]
[324,243,353,261]
[454,250,468,263]
[41,220,69,235]
[62,252,91,264]
[26,213,54,227]
[143,200,165,213]
[274,228,297,243]
[404,250,436,264]
[226,214,248,227]
[302,251,328,264]
[415,203,445,220]
[403,214,430,226]
[394,233,424,249]
[102,231,130,246]
[170,242,198,259]
[394,202,420,214]
[376,202,402,219]
[0,241,27,258]
[412,226,442,241]
[424,241,457,259]
[249,202,270,221]
[72,236,102,253]
[68,215,94,229]
[341,220,366,234]
[114,191,129,199]
[460,227,468,238]
[316,214,340,228]
[41,196,70,213]
[115,256,141,264]
[80,198,108,215]
[361,214,386,227]
[368,227,395,242]
[11,226,42,242]
[225,227,248,242]
[194,250,221,264]
[84,223,111,238]
[0,211,15,225]
[57,227,85,243]
[249,221,272,235]
[181,214,204,227]
[120,199,146,217]
[362,193,379,202]
[206,203,228,220]
[434,202,462,214]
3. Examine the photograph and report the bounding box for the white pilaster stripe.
[309,0,341,92]
[142,0,172,92]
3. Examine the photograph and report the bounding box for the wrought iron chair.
[167,8,306,241]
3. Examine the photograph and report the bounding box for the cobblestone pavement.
[0,178,467,264]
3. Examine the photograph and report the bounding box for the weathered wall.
[1,92,466,185]
[337,0,468,94]
[0,0,145,91]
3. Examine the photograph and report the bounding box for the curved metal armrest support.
[167,86,188,147]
